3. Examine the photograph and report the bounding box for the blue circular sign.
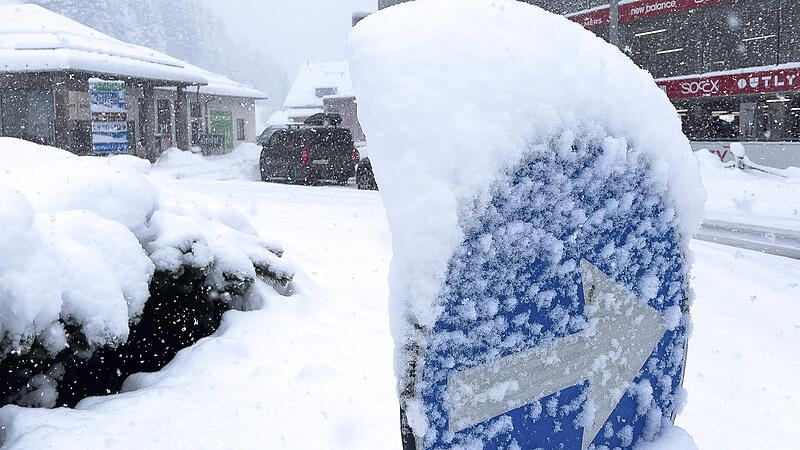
[410,145,689,449]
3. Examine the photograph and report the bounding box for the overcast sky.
[202,0,377,80]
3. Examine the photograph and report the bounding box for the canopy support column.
[175,86,189,151]
[141,83,158,162]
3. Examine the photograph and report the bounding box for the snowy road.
[2,167,798,449]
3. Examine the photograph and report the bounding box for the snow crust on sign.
[349,0,703,446]
[0,138,292,358]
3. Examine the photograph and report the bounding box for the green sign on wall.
[210,109,234,149]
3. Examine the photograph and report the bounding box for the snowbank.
[0,138,292,406]
[635,425,697,449]
[350,0,703,446]
[695,149,800,229]
[152,145,262,182]
[0,138,157,349]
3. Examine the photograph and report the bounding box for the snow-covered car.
[259,114,358,185]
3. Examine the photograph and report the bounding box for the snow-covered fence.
[350,0,704,448]
[0,138,293,407]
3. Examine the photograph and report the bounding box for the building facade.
[0,5,265,159]
[379,0,800,167]
[564,0,800,146]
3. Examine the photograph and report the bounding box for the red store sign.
[656,67,800,99]
[568,0,732,30]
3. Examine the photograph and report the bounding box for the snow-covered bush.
[0,138,293,407]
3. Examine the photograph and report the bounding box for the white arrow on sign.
[447,259,668,450]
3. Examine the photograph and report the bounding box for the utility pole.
[609,0,620,47]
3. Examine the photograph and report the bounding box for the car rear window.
[267,128,353,153]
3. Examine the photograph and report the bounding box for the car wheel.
[259,150,270,182]
[290,165,306,185]
[356,160,378,190]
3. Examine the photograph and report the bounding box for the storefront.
[0,4,265,159]
[0,87,55,146]
[560,0,800,166]
[657,65,800,142]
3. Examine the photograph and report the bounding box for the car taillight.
[302,157,309,163]
[301,149,308,163]
[352,149,358,161]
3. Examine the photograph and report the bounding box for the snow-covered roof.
[284,61,354,109]
[186,64,267,99]
[0,4,206,85]
[157,63,268,99]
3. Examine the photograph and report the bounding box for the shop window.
[157,99,172,135]
[0,90,55,145]
[315,87,337,98]
[678,95,800,143]
[236,118,246,141]
[621,9,702,78]
[191,121,202,144]
[0,91,27,139]
[702,0,779,73]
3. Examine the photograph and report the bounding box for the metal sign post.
[610,0,620,46]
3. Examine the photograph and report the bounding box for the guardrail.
[696,219,800,260]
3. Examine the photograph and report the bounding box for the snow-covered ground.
[1,143,797,449]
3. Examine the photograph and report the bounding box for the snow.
[190,65,267,99]
[152,144,262,182]
[675,240,800,449]
[0,154,397,449]
[0,138,156,231]
[0,141,797,449]
[156,63,267,99]
[349,0,703,444]
[0,138,157,349]
[0,4,206,84]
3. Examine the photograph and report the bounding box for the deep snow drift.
[350,0,703,447]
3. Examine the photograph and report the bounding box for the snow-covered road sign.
[348,2,701,449]
[447,260,668,448]
[407,146,690,450]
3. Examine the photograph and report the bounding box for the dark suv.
[260,114,358,185]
